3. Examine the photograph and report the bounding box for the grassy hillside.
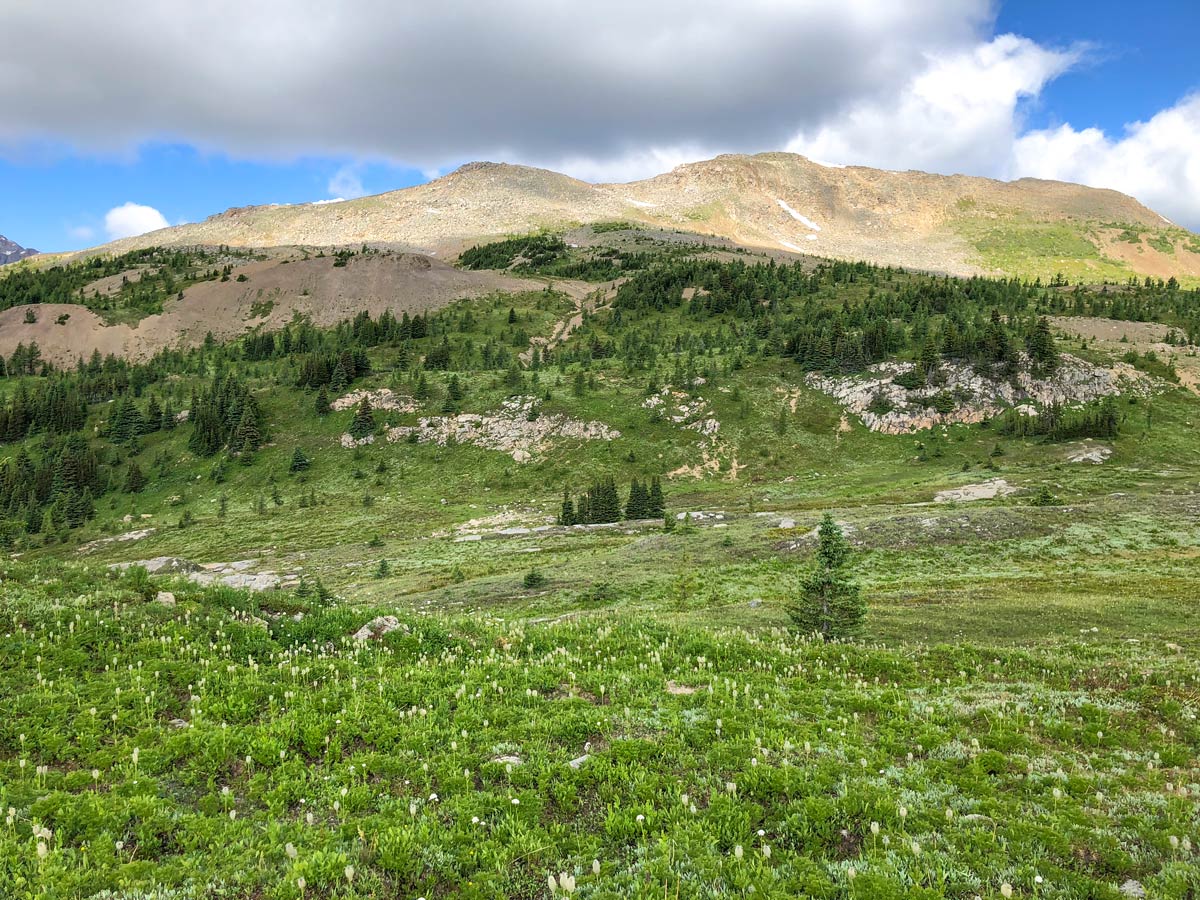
[1,234,1199,897]
[2,561,1197,899]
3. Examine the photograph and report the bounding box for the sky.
[1,0,1197,252]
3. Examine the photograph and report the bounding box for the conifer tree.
[647,476,665,518]
[1026,316,1059,376]
[233,406,262,454]
[625,479,648,519]
[314,386,331,415]
[123,462,147,494]
[349,397,376,439]
[786,513,866,640]
[289,447,311,473]
[558,488,576,526]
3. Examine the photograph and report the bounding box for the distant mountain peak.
[75,153,1199,282]
[0,235,38,266]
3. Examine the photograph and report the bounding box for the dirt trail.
[520,281,616,365]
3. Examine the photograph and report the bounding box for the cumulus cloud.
[104,202,169,240]
[328,165,366,200]
[788,35,1081,176]
[1013,94,1200,229]
[0,0,990,170]
[2,1,1197,229]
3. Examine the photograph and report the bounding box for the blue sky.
[2,0,1198,252]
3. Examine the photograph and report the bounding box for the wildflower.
[36,841,48,859]
[285,842,298,860]
[870,821,880,835]
[1001,884,1013,899]
[762,845,771,858]
[734,845,744,859]
[345,865,355,883]
[593,859,600,875]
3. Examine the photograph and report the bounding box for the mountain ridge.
[82,152,1199,282]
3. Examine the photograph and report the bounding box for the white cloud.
[2,2,1197,230]
[66,224,95,242]
[788,35,1081,177]
[1013,94,1200,229]
[328,165,366,199]
[104,202,170,240]
[0,0,991,169]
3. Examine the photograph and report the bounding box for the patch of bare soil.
[1095,232,1200,279]
[0,253,540,365]
[934,479,1017,503]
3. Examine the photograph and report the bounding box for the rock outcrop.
[383,396,618,461]
[807,354,1149,434]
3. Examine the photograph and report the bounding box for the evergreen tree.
[123,462,147,494]
[558,488,576,526]
[647,476,665,518]
[233,406,262,454]
[625,479,649,519]
[349,397,376,439]
[330,360,349,391]
[786,513,866,640]
[314,386,331,416]
[289,447,311,473]
[1026,316,1059,376]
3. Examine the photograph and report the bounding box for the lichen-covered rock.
[384,396,618,461]
[332,388,417,413]
[807,354,1150,434]
[352,615,408,641]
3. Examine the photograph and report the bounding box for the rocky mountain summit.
[0,234,37,265]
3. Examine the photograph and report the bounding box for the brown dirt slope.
[0,252,539,365]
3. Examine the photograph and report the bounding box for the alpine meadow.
[1,3,1199,899]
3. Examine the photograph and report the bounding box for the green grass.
[1,561,1197,899]
[3,243,1200,897]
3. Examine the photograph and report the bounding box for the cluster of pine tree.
[604,257,1066,378]
[296,348,372,391]
[4,342,47,377]
[0,435,103,541]
[558,476,665,525]
[0,379,89,442]
[0,246,249,315]
[245,310,429,363]
[623,476,665,520]
[106,395,177,446]
[187,374,267,459]
[996,397,1120,441]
